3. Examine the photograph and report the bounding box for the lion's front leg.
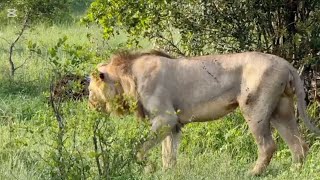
[136,131,169,162]
[137,114,179,166]
[162,129,181,170]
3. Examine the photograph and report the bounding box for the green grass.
[142,149,320,180]
[0,23,320,179]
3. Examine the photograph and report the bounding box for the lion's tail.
[288,65,320,135]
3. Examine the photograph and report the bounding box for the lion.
[88,50,320,175]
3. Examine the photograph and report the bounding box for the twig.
[49,79,66,178]
[8,13,30,77]
[156,33,186,56]
[93,119,102,176]
[50,82,64,130]
[76,148,88,179]
[298,64,306,76]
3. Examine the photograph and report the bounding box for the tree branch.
[156,33,186,56]
[8,13,30,78]
[93,119,102,176]
[49,79,66,178]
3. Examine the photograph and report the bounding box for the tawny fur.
[88,50,320,175]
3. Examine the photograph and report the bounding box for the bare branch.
[93,119,102,176]
[50,82,64,129]
[8,13,30,78]
[49,78,66,177]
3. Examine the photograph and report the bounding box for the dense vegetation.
[0,0,319,179]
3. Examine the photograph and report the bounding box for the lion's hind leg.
[239,83,285,175]
[240,102,277,175]
[241,108,277,176]
[271,95,309,164]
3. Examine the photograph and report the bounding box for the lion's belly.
[178,98,238,123]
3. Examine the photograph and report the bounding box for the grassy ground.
[0,23,320,179]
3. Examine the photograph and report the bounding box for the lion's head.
[88,57,138,116]
[88,64,125,113]
[88,49,173,117]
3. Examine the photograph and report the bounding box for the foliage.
[85,0,320,65]
[0,0,73,78]
[0,0,71,25]
[46,36,97,76]
[70,0,94,15]
[42,102,150,179]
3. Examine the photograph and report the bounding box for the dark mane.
[145,49,174,59]
[112,49,173,62]
[110,49,174,74]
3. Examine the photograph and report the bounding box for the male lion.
[88,50,320,175]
